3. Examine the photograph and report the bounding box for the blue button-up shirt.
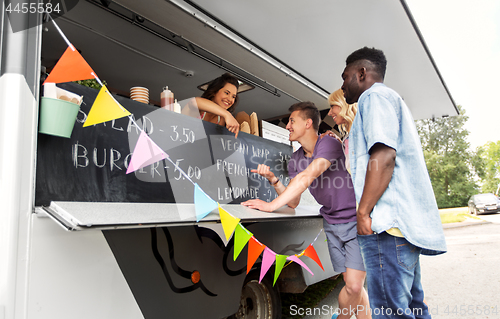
[350,83,447,255]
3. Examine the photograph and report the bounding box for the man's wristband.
[270,177,279,186]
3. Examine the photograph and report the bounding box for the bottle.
[161,86,174,111]
[173,99,181,113]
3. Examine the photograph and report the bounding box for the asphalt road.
[300,213,500,319]
[421,213,500,319]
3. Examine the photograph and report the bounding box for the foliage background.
[476,141,500,194]
[416,106,485,208]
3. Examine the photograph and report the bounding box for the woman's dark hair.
[201,73,240,113]
[288,101,321,131]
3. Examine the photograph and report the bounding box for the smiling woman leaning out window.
[182,73,241,138]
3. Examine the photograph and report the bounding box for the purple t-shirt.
[288,136,357,224]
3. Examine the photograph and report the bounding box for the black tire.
[228,270,282,319]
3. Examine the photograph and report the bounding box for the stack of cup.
[130,87,149,104]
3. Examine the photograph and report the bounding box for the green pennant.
[273,254,288,286]
[233,224,253,261]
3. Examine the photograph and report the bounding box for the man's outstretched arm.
[241,158,331,212]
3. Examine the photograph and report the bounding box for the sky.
[405,0,500,150]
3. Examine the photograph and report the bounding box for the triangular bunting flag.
[273,254,288,286]
[247,237,265,274]
[287,255,314,276]
[303,244,324,271]
[219,204,240,241]
[259,248,276,283]
[126,131,169,174]
[44,45,96,84]
[233,224,253,261]
[194,183,218,222]
[83,85,131,127]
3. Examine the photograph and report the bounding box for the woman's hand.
[224,113,240,138]
[192,97,240,138]
[320,130,342,143]
[251,164,276,181]
[241,199,276,212]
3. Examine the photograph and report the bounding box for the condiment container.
[161,86,174,111]
[173,99,181,113]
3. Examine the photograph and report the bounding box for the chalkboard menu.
[35,83,292,207]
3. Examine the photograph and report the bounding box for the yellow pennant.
[219,204,240,241]
[83,85,131,127]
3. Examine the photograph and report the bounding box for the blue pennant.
[194,183,218,222]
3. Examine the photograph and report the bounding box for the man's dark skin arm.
[356,143,397,235]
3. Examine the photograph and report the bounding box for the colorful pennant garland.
[287,255,314,276]
[247,237,265,274]
[126,130,169,174]
[194,183,219,222]
[44,16,326,285]
[84,85,131,127]
[219,204,240,241]
[43,45,96,85]
[233,224,253,261]
[274,254,288,285]
[303,244,325,271]
[260,248,276,283]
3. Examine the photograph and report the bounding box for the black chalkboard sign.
[35,82,292,206]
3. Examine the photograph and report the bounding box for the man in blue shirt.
[341,47,447,319]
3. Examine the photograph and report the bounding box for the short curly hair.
[346,47,387,80]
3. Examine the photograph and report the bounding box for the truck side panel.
[0,8,41,319]
[27,215,143,319]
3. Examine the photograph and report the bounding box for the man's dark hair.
[288,101,321,131]
[201,73,240,113]
[346,47,387,79]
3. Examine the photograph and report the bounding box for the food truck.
[0,0,458,318]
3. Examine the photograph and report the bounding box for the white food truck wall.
[26,216,143,318]
[0,8,41,319]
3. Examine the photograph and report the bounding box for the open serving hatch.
[36,202,323,231]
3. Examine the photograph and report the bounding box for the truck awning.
[37,202,322,231]
[113,0,458,120]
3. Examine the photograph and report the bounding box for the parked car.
[468,193,500,215]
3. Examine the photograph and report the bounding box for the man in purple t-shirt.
[242,102,370,319]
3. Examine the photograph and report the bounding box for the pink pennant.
[126,131,168,174]
[287,255,314,276]
[259,247,276,283]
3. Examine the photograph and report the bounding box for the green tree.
[477,141,500,194]
[416,106,480,208]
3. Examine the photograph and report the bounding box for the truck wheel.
[229,270,282,319]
